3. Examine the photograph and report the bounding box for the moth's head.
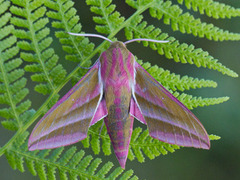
[108,41,127,51]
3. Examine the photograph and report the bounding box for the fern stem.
[0,60,20,126]
[25,3,55,92]
[108,3,152,40]
[56,1,86,64]
[100,0,114,32]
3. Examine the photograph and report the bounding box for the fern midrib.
[57,1,86,65]
[129,23,205,68]
[179,0,240,18]
[107,2,152,40]
[0,59,20,126]
[151,0,238,38]
[8,149,105,180]
[26,3,55,91]
[0,2,153,156]
[99,0,113,32]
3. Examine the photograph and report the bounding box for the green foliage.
[178,0,240,19]
[86,0,125,34]
[137,59,229,110]
[0,0,239,179]
[138,60,218,91]
[173,92,229,110]
[209,134,221,140]
[128,127,180,162]
[0,0,35,131]
[84,121,223,163]
[10,0,67,95]
[81,121,180,163]
[5,132,139,180]
[127,0,240,41]
[45,0,94,64]
[126,15,238,77]
[45,0,95,83]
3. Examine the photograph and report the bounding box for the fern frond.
[130,131,220,163]
[81,120,112,156]
[125,15,238,77]
[85,121,220,163]
[126,0,240,41]
[129,129,219,163]
[45,0,94,66]
[5,132,139,180]
[137,60,217,91]
[82,121,181,163]
[0,1,34,131]
[178,0,240,19]
[174,92,229,109]
[86,0,125,34]
[128,127,180,162]
[10,0,67,95]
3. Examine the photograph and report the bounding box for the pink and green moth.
[28,33,210,169]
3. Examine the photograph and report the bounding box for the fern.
[0,0,239,179]
[45,0,96,83]
[5,132,139,180]
[0,0,35,131]
[83,120,222,163]
[126,15,238,77]
[86,0,125,35]
[127,0,240,41]
[45,0,95,64]
[82,121,181,163]
[137,60,217,91]
[10,0,67,95]
[178,0,240,19]
[173,92,229,110]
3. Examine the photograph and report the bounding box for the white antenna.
[124,38,169,45]
[67,33,169,69]
[68,32,169,45]
[67,32,113,43]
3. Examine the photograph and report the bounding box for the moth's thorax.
[99,41,135,118]
[99,41,135,114]
[99,41,135,84]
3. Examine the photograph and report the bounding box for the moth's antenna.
[67,32,113,69]
[68,32,113,43]
[124,38,169,45]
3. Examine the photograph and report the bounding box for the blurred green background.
[0,0,239,179]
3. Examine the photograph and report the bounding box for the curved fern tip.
[209,134,221,140]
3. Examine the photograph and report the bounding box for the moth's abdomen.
[104,93,133,169]
[104,108,134,169]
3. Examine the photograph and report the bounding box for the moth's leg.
[99,120,105,135]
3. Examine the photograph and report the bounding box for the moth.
[29,33,210,169]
